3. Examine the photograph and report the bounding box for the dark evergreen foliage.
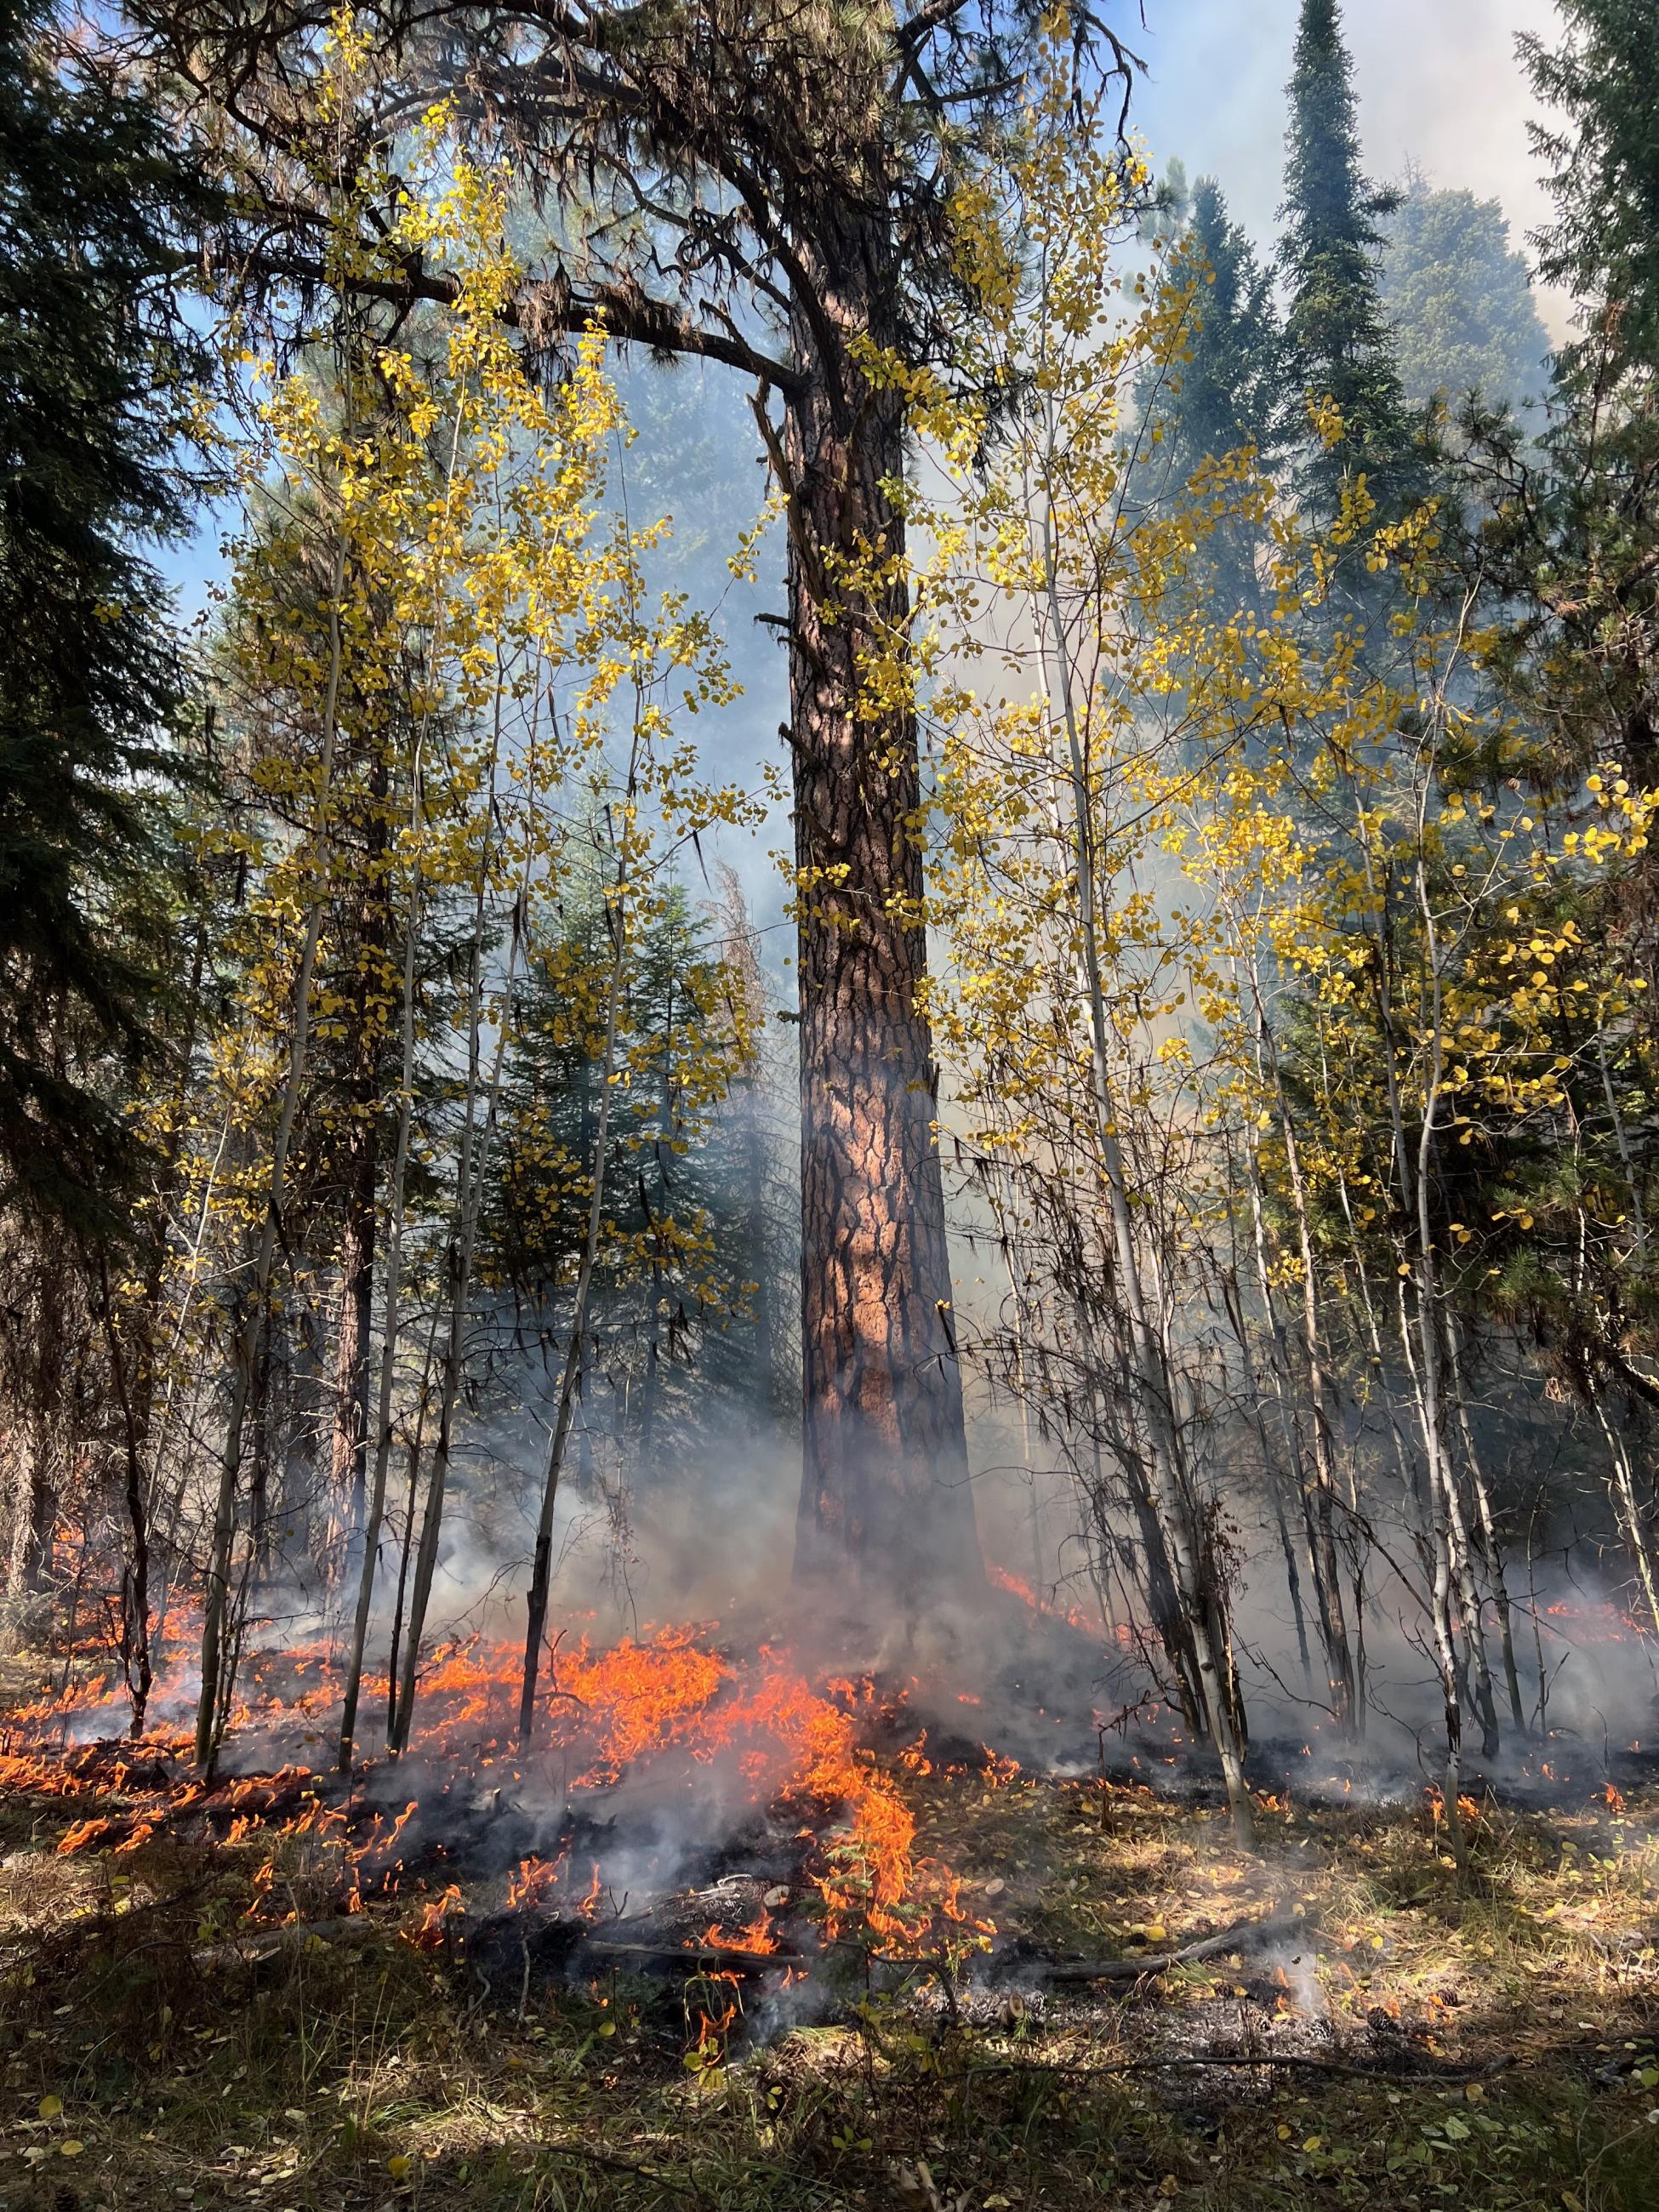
[491,860,789,1467]
[1144,177,1285,613]
[1463,0,1659,793]
[1278,0,1413,516]
[1165,179,1286,480]
[0,0,214,1232]
[1522,0,1659,379]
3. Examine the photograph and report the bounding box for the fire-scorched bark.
[780,259,983,1627]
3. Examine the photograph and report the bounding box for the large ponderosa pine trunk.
[781,248,983,1630]
[168,0,994,1640]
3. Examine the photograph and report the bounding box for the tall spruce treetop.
[0,0,212,1234]
[1279,0,1411,514]
[1476,0,1659,791]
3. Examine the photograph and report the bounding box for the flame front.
[0,1617,993,1955]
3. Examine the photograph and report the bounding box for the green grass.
[2,1763,1657,2209]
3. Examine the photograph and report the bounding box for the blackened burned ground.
[3,1732,1658,2212]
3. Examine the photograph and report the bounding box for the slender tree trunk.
[338,782,424,1770]
[1238,1109,1323,1697]
[331,1133,377,1563]
[96,1256,151,1736]
[391,1207,475,1756]
[4,1274,63,1599]
[1410,828,1474,1864]
[1449,1335,1525,1734]
[1074,1295,1201,1730]
[248,1323,274,1581]
[3,1422,48,1599]
[1441,1413,1500,1759]
[1393,1274,1497,1762]
[1589,1378,1659,1633]
[196,539,345,1768]
[1249,998,1355,1732]
[339,399,469,1765]
[385,1308,442,1751]
[1221,1236,1314,1690]
[519,852,627,1747]
[1000,1223,1047,1619]
[1035,447,1251,1844]
[330,752,391,1571]
[390,711,525,1756]
[777,259,981,1627]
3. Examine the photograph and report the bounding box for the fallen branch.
[192,1916,386,1969]
[580,1936,807,1973]
[1035,1905,1309,1983]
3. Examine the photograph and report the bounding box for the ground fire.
[6,0,1659,2204]
[0,1609,1012,1968]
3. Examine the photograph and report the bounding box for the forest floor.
[2,1654,1658,2212]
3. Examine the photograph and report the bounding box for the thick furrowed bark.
[782,288,981,1631]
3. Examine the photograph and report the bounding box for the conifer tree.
[1182,183,1284,464]
[1145,176,1285,609]
[1474,4,1659,893]
[0,0,214,1236]
[132,0,1152,1629]
[1380,175,1548,413]
[1279,0,1412,515]
[1467,0,1659,793]
[1522,0,1659,379]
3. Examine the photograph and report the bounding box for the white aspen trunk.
[1588,1378,1659,1633]
[1247,989,1355,1731]
[1409,795,1474,1869]
[1447,1315,1525,1733]
[1223,1196,1314,1688]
